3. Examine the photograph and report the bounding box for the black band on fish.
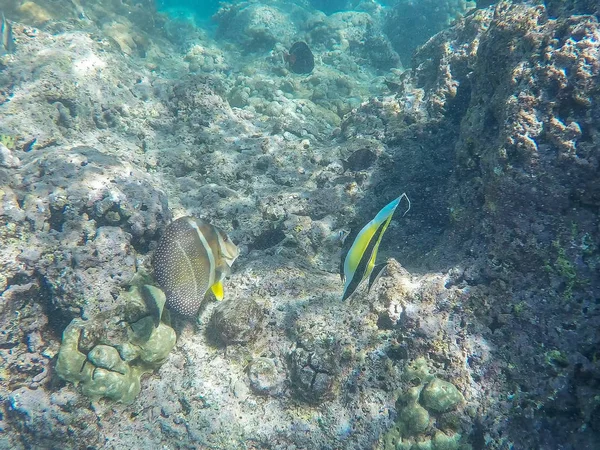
[342,218,388,301]
[340,193,410,301]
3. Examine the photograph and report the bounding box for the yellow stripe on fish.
[341,193,410,301]
[153,217,239,316]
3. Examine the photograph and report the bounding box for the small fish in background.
[153,217,239,316]
[1,13,14,54]
[284,41,315,74]
[340,193,411,301]
[337,229,351,245]
[70,0,87,20]
[22,137,36,152]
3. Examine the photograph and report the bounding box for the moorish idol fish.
[153,217,239,316]
[340,193,410,301]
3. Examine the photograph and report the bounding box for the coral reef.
[307,10,400,71]
[1,145,170,321]
[55,286,176,403]
[288,328,341,404]
[7,387,100,448]
[0,0,599,449]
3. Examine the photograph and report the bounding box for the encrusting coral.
[55,285,175,404]
[382,358,467,450]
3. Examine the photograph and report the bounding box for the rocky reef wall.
[343,2,600,447]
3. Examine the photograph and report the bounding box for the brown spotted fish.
[284,41,315,74]
[153,217,239,316]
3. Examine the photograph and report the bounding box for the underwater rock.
[25,146,169,247]
[307,11,400,70]
[379,6,600,446]
[0,142,20,168]
[7,386,100,448]
[208,297,264,346]
[288,333,340,404]
[420,378,464,413]
[7,145,171,323]
[247,357,282,396]
[102,21,149,57]
[185,43,229,74]
[215,3,294,52]
[17,1,54,24]
[544,0,599,15]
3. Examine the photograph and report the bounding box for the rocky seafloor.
[0,0,599,449]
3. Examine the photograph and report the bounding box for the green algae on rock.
[55,286,176,404]
[383,425,466,450]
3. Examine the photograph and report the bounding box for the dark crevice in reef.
[446,79,472,124]
[249,227,286,251]
[49,205,66,232]
[40,275,73,338]
[5,271,33,287]
[46,97,78,117]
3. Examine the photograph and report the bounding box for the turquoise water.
[156,0,222,21]
[157,0,397,21]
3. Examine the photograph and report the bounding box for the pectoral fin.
[211,281,224,301]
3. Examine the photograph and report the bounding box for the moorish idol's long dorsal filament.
[341,193,410,301]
